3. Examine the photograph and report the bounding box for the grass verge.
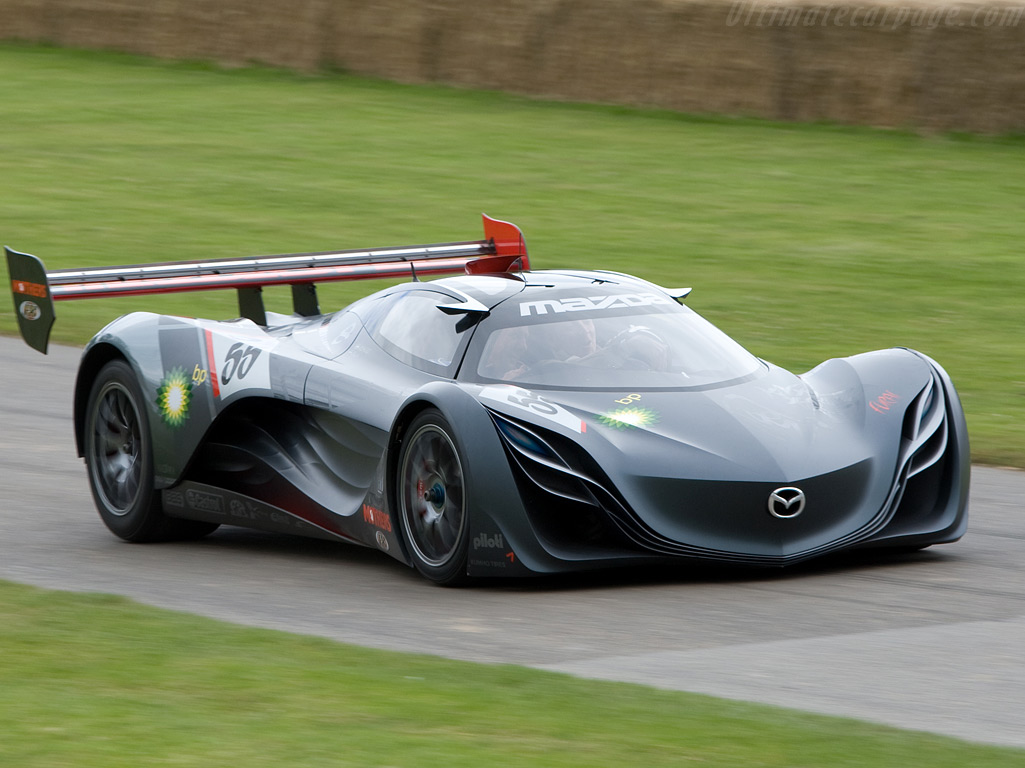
[1,44,1023,464]
[1,579,1022,767]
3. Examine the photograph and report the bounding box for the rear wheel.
[85,359,218,542]
[396,409,469,585]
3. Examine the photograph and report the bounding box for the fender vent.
[902,371,949,478]
[884,368,955,534]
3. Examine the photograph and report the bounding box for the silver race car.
[7,216,968,584]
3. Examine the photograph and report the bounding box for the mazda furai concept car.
[6,216,969,584]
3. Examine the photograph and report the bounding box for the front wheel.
[396,409,470,585]
[84,359,218,542]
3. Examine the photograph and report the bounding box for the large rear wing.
[6,214,528,354]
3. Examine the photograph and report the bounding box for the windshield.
[468,290,762,389]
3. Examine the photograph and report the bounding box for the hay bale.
[1,0,1023,131]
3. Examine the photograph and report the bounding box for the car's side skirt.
[162,480,368,546]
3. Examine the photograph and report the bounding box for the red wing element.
[469,214,530,275]
[482,214,529,259]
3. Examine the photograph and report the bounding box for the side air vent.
[882,367,955,534]
[900,370,949,480]
[492,415,597,506]
[489,411,636,553]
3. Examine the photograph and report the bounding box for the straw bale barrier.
[1,0,1023,132]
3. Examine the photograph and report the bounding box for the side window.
[369,291,469,375]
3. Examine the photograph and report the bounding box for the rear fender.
[78,314,228,488]
[75,314,169,461]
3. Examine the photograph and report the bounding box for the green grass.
[1,43,1023,465]
[0,579,1021,767]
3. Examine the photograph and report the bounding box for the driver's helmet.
[609,325,670,370]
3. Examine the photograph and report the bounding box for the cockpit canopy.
[466,283,763,389]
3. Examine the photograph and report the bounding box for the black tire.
[84,359,218,542]
[396,409,470,585]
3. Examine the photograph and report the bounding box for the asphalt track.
[1,336,1023,749]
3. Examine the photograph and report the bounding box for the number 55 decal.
[221,343,262,385]
[206,332,274,399]
[479,385,585,433]
[506,389,558,416]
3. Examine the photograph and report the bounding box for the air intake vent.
[901,371,949,480]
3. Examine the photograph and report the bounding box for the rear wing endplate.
[6,214,528,354]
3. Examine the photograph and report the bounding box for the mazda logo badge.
[768,487,805,518]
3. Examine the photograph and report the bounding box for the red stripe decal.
[204,329,220,397]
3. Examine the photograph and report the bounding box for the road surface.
[1,337,1022,747]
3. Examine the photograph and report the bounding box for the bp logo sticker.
[157,367,192,427]
[598,406,659,430]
